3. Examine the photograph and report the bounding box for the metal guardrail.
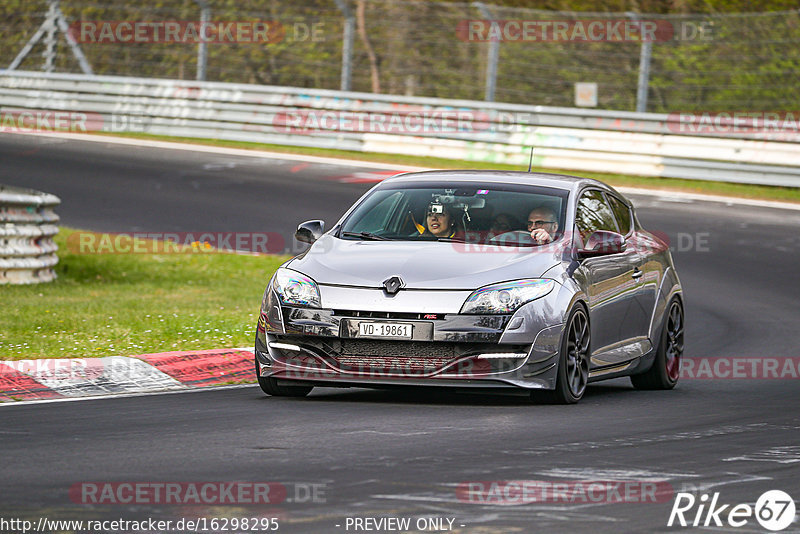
[0,185,60,284]
[1,70,799,188]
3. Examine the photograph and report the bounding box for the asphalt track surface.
[1,133,799,533]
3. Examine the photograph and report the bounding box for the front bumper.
[255,288,564,390]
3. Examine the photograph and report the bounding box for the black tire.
[631,298,684,390]
[255,357,313,397]
[537,305,590,404]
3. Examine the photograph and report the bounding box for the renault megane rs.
[254,171,683,404]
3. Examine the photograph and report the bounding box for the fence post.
[43,0,58,72]
[195,0,211,81]
[54,7,93,74]
[628,12,652,113]
[334,0,355,91]
[473,2,499,102]
[7,0,93,74]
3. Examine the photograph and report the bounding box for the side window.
[575,189,618,242]
[349,192,404,233]
[606,194,632,235]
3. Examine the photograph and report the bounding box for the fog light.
[268,342,303,352]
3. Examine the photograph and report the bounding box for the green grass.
[0,228,288,360]
[98,132,800,204]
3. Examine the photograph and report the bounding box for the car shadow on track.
[255,379,644,407]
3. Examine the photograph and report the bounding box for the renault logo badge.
[382,276,404,295]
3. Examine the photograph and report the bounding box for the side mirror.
[295,220,325,244]
[577,230,626,259]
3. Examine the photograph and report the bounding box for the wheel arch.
[648,266,683,343]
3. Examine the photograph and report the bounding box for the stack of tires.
[0,185,60,284]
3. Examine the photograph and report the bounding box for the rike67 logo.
[668,490,796,531]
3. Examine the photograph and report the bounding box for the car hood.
[287,235,563,290]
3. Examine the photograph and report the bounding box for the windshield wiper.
[436,236,469,243]
[341,231,390,241]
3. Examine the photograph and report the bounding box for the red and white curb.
[0,348,256,402]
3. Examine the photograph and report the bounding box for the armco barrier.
[1,70,799,187]
[0,185,60,284]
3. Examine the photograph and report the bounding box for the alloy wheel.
[664,301,684,381]
[566,309,590,397]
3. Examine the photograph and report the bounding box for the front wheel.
[631,298,684,390]
[537,305,590,404]
[255,357,313,397]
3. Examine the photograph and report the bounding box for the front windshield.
[339,181,569,247]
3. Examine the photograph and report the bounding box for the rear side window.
[606,194,632,235]
[575,189,618,241]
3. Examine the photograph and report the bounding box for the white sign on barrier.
[574,82,598,107]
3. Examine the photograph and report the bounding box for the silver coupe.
[255,171,684,403]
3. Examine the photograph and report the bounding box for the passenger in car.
[489,212,521,237]
[527,205,559,244]
[423,202,457,238]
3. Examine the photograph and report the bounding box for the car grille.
[334,340,460,375]
[339,340,457,358]
[334,310,445,320]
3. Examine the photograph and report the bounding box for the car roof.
[382,170,623,199]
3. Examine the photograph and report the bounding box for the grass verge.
[0,228,287,360]
[96,132,800,204]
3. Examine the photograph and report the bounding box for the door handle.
[632,268,643,279]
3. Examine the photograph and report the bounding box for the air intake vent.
[340,340,457,358]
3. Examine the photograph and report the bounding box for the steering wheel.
[488,230,535,245]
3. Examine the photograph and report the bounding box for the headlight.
[272,267,321,308]
[460,279,555,314]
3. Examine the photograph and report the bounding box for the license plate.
[357,322,413,339]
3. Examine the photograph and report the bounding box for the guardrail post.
[0,185,61,285]
[474,2,499,102]
[334,0,355,91]
[195,0,211,81]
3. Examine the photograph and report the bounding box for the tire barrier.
[0,185,60,284]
